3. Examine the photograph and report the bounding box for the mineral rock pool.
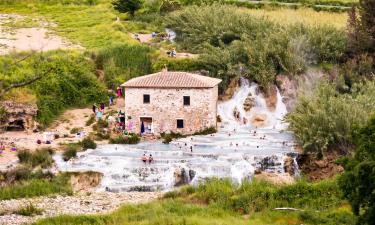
[55,79,298,192]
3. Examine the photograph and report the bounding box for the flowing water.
[55,79,297,192]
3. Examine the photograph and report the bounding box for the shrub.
[81,137,97,150]
[193,126,217,135]
[109,133,140,144]
[338,114,375,225]
[62,147,77,162]
[160,131,185,144]
[17,148,54,168]
[0,174,72,200]
[286,80,375,156]
[94,44,152,90]
[70,127,81,134]
[165,4,347,89]
[152,58,202,72]
[16,203,43,216]
[85,115,95,126]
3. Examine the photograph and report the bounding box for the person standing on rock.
[92,104,97,114]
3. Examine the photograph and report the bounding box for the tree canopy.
[112,0,143,16]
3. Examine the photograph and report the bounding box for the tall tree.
[347,0,375,57]
[339,114,375,225]
[112,0,143,16]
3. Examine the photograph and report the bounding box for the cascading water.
[55,78,298,192]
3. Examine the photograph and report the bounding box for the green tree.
[338,114,375,225]
[112,0,143,16]
[347,0,375,60]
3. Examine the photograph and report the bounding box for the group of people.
[0,141,17,154]
[141,153,153,164]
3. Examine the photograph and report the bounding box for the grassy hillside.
[0,1,136,50]
[35,178,355,225]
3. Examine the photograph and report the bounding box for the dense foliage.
[166,4,347,90]
[17,148,54,169]
[339,115,375,225]
[285,81,375,156]
[112,0,143,16]
[0,52,107,126]
[94,44,152,89]
[36,178,354,225]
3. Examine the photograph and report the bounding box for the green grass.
[17,148,54,169]
[16,203,43,216]
[0,174,72,200]
[0,1,137,50]
[35,178,355,225]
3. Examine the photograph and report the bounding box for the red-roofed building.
[121,69,221,135]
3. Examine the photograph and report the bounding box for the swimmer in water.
[190,146,193,152]
[141,154,147,163]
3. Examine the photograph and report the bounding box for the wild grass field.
[35,178,355,225]
[249,8,348,28]
[0,0,348,51]
[0,1,136,49]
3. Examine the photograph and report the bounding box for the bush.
[70,127,82,134]
[16,203,43,216]
[152,58,202,72]
[0,174,72,200]
[338,114,375,225]
[160,131,185,144]
[193,126,217,135]
[165,4,347,90]
[27,52,107,127]
[85,115,95,126]
[81,137,97,150]
[0,167,54,185]
[109,133,140,144]
[94,44,152,89]
[285,81,375,156]
[62,147,77,162]
[17,148,54,169]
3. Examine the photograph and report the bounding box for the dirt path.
[0,14,81,55]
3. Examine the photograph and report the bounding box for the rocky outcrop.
[254,172,295,185]
[0,101,37,132]
[219,77,240,101]
[276,69,325,111]
[251,114,267,127]
[263,85,277,111]
[297,152,344,181]
[284,156,297,176]
[233,107,240,121]
[174,167,195,186]
[243,94,254,112]
[69,171,103,193]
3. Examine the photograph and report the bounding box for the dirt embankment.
[297,152,344,181]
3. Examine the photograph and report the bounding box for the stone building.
[122,70,221,135]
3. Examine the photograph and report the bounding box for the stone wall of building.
[124,86,218,135]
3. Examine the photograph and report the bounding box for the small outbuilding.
[122,69,222,135]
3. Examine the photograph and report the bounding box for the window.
[183,96,190,106]
[177,119,184,128]
[143,94,150,104]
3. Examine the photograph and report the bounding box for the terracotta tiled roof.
[121,71,222,88]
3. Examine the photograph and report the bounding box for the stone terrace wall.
[124,86,218,135]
